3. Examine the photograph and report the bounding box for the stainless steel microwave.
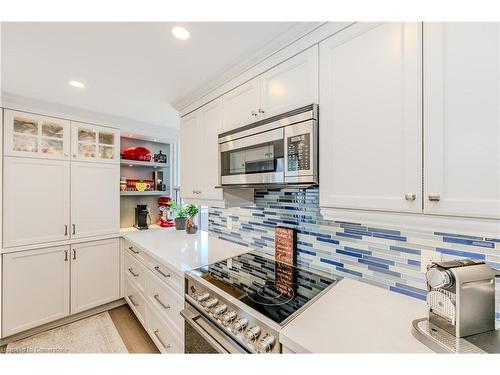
[218,104,318,187]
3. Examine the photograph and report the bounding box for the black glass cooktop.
[192,251,338,325]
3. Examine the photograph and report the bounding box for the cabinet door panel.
[2,246,70,337]
[424,23,500,218]
[319,23,422,212]
[71,162,119,238]
[260,46,319,118]
[3,157,70,248]
[71,239,120,314]
[222,79,260,132]
[4,110,70,160]
[71,122,119,163]
[180,111,200,200]
[198,99,224,201]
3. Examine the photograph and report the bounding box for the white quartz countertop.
[121,228,249,276]
[280,277,432,353]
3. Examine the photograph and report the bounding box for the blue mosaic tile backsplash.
[208,188,500,323]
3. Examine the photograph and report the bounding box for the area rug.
[5,312,128,354]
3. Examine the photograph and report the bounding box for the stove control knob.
[212,304,227,317]
[244,326,262,342]
[257,334,276,353]
[233,318,248,333]
[196,292,210,302]
[204,298,219,309]
[221,310,237,326]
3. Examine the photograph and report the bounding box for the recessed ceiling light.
[171,26,190,40]
[69,80,85,88]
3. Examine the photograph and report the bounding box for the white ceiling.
[1,22,310,130]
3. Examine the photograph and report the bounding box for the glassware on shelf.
[78,143,96,158]
[78,128,96,143]
[99,145,115,159]
[42,122,64,138]
[40,139,64,155]
[99,131,115,145]
[13,134,38,152]
[14,118,38,135]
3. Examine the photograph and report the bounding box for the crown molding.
[172,22,325,111]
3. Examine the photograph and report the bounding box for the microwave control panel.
[287,133,310,171]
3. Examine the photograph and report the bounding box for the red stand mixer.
[157,197,175,227]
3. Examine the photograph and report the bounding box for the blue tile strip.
[208,188,500,322]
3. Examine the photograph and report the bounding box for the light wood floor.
[108,305,159,354]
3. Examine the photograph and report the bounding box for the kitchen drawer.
[148,260,183,295]
[124,251,147,294]
[124,278,146,325]
[123,238,148,264]
[147,272,184,334]
[147,304,183,353]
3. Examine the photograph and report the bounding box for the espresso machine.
[134,204,151,230]
[412,259,499,353]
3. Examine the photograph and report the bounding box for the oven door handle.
[181,306,247,354]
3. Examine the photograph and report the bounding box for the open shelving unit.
[120,134,172,229]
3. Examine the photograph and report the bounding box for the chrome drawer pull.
[154,266,171,278]
[154,294,170,310]
[64,224,68,236]
[405,193,416,201]
[128,246,139,254]
[128,295,139,307]
[153,330,171,350]
[128,268,139,277]
[428,193,441,202]
[72,224,76,235]
[64,250,69,262]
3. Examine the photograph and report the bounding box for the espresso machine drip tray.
[412,318,500,353]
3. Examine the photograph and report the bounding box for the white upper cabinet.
[221,79,260,132]
[4,110,70,160]
[71,162,120,239]
[198,99,224,201]
[180,110,201,201]
[259,46,318,118]
[71,122,119,163]
[3,157,70,248]
[424,23,500,219]
[319,23,422,212]
[70,238,120,314]
[222,46,319,132]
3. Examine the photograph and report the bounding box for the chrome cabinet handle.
[72,224,76,235]
[64,224,68,236]
[251,111,258,117]
[258,108,265,114]
[128,246,139,254]
[128,295,139,307]
[428,193,441,202]
[154,266,171,278]
[64,250,69,262]
[154,294,170,310]
[405,193,416,201]
[128,268,139,277]
[153,330,171,350]
[72,249,77,260]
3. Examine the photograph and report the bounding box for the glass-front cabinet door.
[4,110,70,159]
[71,122,119,163]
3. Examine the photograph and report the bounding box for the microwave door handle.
[181,307,247,354]
[219,127,283,152]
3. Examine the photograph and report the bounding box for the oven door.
[181,303,248,354]
[219,127,284,185]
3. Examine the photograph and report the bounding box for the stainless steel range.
[181,251,339,354]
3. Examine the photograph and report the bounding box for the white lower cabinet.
[1,239,121,338]
[122,239,184,353]
[2,246,70,337]
[70,238,120,314]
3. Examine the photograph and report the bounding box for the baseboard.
[0,298,126,346]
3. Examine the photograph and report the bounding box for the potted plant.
[171,201,187,230]
[185,204,199,234]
